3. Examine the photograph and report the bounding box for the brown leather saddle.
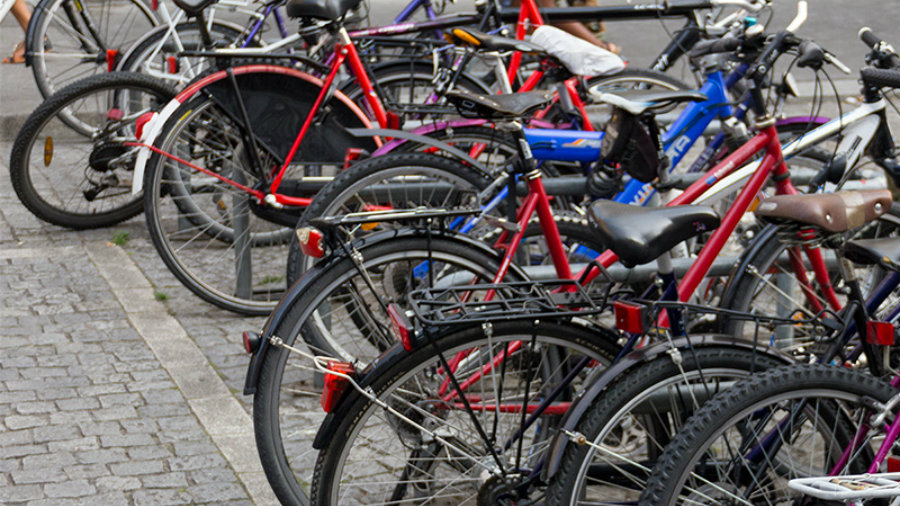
[754,190,893,233]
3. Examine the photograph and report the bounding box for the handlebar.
[709,0,768,11]
[858,26,900,68]
[689,36,740,58]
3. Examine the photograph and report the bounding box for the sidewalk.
[0,141,285,504]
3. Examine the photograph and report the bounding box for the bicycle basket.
[600,107,663,183]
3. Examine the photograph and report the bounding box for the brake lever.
[824,52,852,75]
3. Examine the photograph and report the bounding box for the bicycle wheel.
[116,21,245,86]
[546,346,787,505]
[308,320,621,505]
[9,72,174,229]
[28,0,158,99]
[285,152,493,285]
[340,60,491,123]
[719,204,900,350]
[641,363,895,506]
[254,238,536,504]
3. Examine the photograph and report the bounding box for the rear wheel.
[546,346,786,505]
[308,321,620,505]
[28,0,158,101]
[9,72,173,228]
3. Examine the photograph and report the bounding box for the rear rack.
[407,279,610,326]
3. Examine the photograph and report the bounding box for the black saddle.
[589,200,720,267]
[445,89,555,120]
[446,28,545,54]
[590,88,708,115]
[172,0,217,16]
[286,0,361,19]
[843,237,900,273]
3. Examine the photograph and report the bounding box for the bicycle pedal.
[482,216,520,232]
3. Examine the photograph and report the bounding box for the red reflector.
[134,111,155,140]
[343,147,364,169]
[614,300,645,334]
[296,227,325,258]
[867,320,895,345]
[388,304,414,350]
[151,0,158,9]
[889,456,900,473]
[321,361,354,413]
[167,56,178,74]
[106,49,119,72]
[242,331,261,354]
[106,108,124,121]
[386,111,400,130]
[362,204,392,212]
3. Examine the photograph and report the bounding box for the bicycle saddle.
[754,190,892,233]
[446,28,545,54]
[172,0,217,16]
[445,88,555,120]
[590,89,708,115]
[286,0,361,19]
[589,200,720,267]
[844,237,900,272]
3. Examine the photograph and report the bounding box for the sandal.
[2,41,25,64]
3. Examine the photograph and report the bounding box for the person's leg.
[11,0,31,31]
[3,0,31,63]
[536,0,619,53]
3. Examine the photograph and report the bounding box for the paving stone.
[0,483,43,502]
[44,479,97,498]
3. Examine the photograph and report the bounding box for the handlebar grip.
[859,27,881,49]
[860,67,900,90]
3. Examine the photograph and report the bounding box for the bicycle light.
[388,303,415,351]
[296,227,325,258]
[614,300,646,335]
[321,361,355,413]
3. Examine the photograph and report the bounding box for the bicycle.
[642,229,900,503]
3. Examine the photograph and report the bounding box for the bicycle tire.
[253,238,536,505]
[719,203,900,347]
[142,66,375,314]
[340,59,491,122]
[9,71,174,229]
[28,0,158,101]
[641,363,895,506]
[307,320,621,505]
[285,152,493,285]
[546,346,787,505]
[116,21,246,86]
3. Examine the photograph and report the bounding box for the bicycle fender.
[541,335,792,481]
[242,228,524,396]
[369,119,490,157]
[131,64,376,195]
[347,128,490,174]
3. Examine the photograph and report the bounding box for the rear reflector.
[867,320,895,345]
[242,331,262,354]
[134,111,156,140]
[614,300,646,335]
[388,303,414,351]
[321,361,355,413]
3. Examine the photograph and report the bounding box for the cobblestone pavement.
[0,142,292,504]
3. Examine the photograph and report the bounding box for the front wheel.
[641,364,894,506]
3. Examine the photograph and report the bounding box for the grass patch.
[110,230,130,246]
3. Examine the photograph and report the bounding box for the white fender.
[132,98,183,195]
